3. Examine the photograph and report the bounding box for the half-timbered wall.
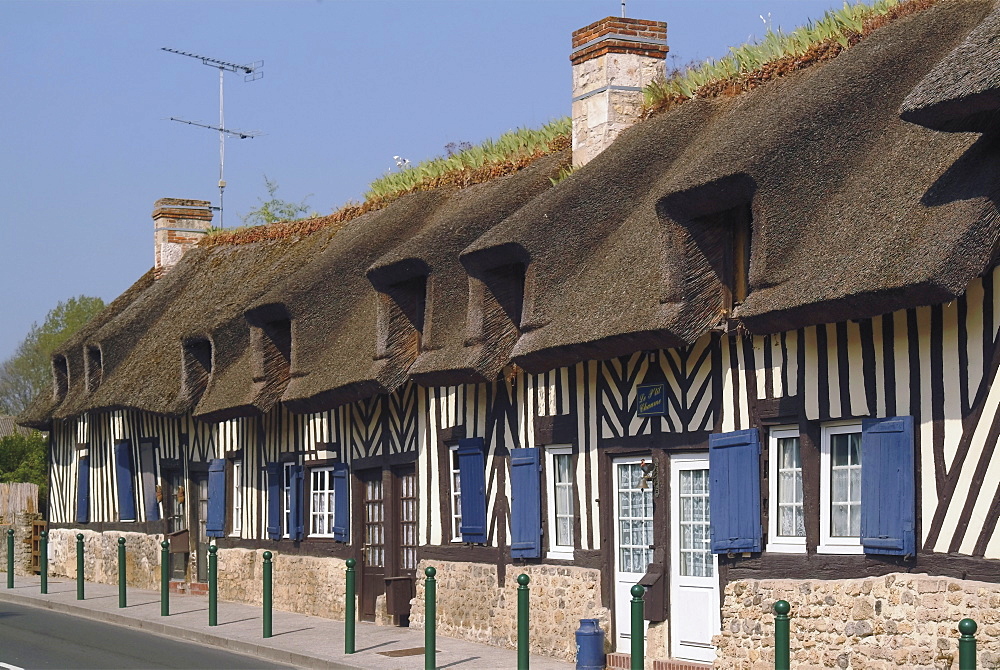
[48,269,1000,561]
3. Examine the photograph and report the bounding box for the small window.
[546,446,575,559]
[85,346,103,393]
[376,275,427,360]
[766,427,804,553]
[283,462,295,539]
[53,355,69,401]
[310,466,336,537]
[231,459,243,536]
[819,422,863,554]
[450,445,462,541]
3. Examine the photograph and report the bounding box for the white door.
[612,458,653,653]
[669,454,720,663]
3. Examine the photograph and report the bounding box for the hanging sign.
[637,383,666,416]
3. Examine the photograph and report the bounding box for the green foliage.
[0,296,106,415]
[549,164,577,186]
[644,0,901,107]
[0,432,48,502]
[240,176,319,226]
[365,118,572,201]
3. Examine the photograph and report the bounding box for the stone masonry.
[714,574,1000,669]
[571,17,668,167]
[47,529,163,590]
[409,560,610,662]
[153,198,213,277]
[0,512,42,576]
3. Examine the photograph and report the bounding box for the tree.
[0,295,106,414]
[0,431,48,504]
[240,175,318,226]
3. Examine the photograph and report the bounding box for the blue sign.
[637,383,666,416]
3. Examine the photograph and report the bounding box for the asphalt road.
[0,601,291,670]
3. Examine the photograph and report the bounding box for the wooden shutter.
[509,447,542,558]
[206,459,226,538]
[457,437,487,544]
[709,428,762,553]
[138,440,160,522]
[114,440,137,522]
[860,416,915,556]
[332,463,350,542]
[289,464,304,541]
[76,455,90,524]
[266,463,281,540]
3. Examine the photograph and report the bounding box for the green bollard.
[76,533,85,600]
[959,618,977,670]
[630,584,644,670]
[345,558,356,654]
[425,566,436,670]
[160,540,170,616]
[263,551,273,639]
[117,537,126,608]
[6,529,13,589]
[40,531,47,594]
[774,600,791,670]
[517,574,530,670]
[208,545,218,626]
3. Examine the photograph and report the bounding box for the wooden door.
[360,470,385,621]
[190,472,209,583]
[385,466,418,625]
[612,458,653,652]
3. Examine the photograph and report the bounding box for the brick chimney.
[153,198,214,277]
[571,17,668,167]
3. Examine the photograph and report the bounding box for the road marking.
[0,663,25,670]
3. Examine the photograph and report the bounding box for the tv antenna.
[162,48,263,227]
[621,0,626,17]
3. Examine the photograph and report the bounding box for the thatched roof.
[900,3,1000,132]
[19,0,1000,427]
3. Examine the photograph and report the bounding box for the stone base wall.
[409,560,610,662]
[715,574,1000,669]
[47,529,163,590]
[215,548,348,620]
[0,512,41,576]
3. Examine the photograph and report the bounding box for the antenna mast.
[162,48,263,227]
[621,0,626,17]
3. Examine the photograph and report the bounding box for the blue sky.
[1,0,843,361]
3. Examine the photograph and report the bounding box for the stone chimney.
[153,198,214,277]
[571,16,668,166]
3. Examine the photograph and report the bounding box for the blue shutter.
[206,459,226,538]
[458,437,487,544]
[289,464,304,541]
[709,429,762,553]
[76,454,90,524]
[266,463,281,540]
[332,463,350,542]
[860,416,915,557]
[114,440,137,522]
[509,447,542,558]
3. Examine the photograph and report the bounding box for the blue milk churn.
[576,618,606,670]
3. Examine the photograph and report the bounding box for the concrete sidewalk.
[0,574,576,670]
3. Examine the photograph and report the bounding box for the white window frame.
[309,466,336,538]
[767,426,805,553]
[450,445,462,542]
[545,445,575,559]
[230,459,243,536]
[282,462,294,539]
[819,421,864,554]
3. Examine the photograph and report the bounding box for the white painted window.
[231,459,243,536]
[283,462,294,538]
[767,427,805,553]
[819,422,863,554]
[310,466,336,537]
[450,445,462,541]
[545,445,574,559]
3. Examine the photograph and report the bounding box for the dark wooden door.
[360,470,385,621]
[388,466,418,625]
[190,472,209,583]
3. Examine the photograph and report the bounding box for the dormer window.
[85,345,103,393]
[375,275,427,360]
[482,262,526,333]
[182,337,213,402]
[258,318,292,384]
[693,202,753,311]
[53,354,69,401]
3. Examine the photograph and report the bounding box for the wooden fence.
[0,483,39,523]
